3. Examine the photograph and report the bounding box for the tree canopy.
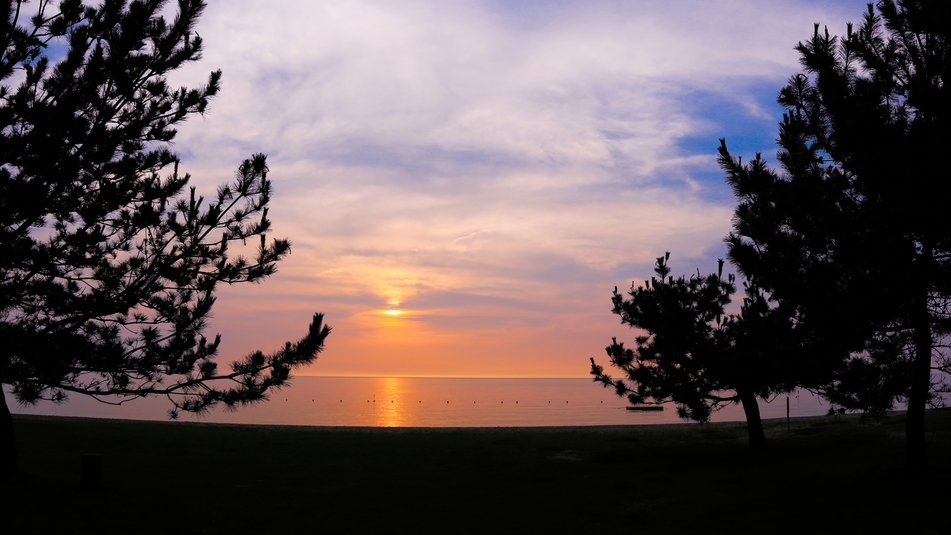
[0,0,330,476]
[593,1,950,460]
[720,0,950,466]
[591,253,798,447]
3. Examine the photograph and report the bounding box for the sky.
[166,0,871,379]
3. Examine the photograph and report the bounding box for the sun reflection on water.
[375,377,405,427]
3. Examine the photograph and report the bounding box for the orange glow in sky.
[176,0,870,381]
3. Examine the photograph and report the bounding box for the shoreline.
[12,410,895,433]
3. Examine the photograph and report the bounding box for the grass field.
[4,411,951,534]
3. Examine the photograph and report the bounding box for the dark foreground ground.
[3,411,951,534]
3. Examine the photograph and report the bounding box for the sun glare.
[384,309,404,316]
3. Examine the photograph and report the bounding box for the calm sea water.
[8,377,831,427]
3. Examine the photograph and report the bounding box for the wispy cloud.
[170,0,870,377]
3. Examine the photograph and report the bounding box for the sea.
[8,377,834,427]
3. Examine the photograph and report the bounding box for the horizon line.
[293,374,593,380]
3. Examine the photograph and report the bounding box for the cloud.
[167,0,871,377]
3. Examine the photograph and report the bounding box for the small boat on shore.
[626,405,664,411]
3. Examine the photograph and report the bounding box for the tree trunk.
[906,252,932,472]
[0,385,15,480]
[738,389,766,448]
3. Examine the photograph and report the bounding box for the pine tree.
[590,253,798,447]
[721,0,951,468]
[0,0,330,478]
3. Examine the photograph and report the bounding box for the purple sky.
[166,0,871,378]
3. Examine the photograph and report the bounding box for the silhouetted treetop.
[721,0,950,468]
[0,0,330,477]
